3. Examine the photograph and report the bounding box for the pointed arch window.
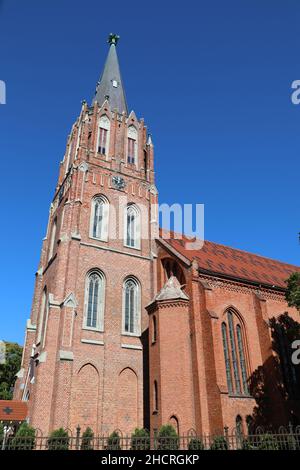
[84,271,105,331]
[91,195,109,241]
[125,204,140,249]
[221,309,249,396]
[127,125,138,165]
[37,287,48,346]
[48,217,57,261]
[97,115,110,156]
[122,277,141,336]
[152,315,157,344]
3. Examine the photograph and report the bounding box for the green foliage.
[241,438,256,450]
[277,435,300,450]
[210,435,228,450]
[157,424,179,450]
[285,272,300,310]
[107,431,121,450]
[258,434,279,450]
[130,428,150,450]
[188,437,204,450]
[11,422,35,450]
[47,428,69,450]
[81,427,94,450]
[0,342,23,399]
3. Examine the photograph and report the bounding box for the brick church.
[14,35,300,436]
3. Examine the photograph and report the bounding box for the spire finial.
[108,33,120,46]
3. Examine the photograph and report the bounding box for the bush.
[258,434,279,450]
[188,438,204,450]
[241,437,256,450]
[210,435,228,450]
[81,427,94,450]
[11,422,35,450]
[157,425,179,450]
[131,428,150,450]
[47,428,69,450]
[107,431,121,450]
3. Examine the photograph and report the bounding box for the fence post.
[75,425,81,450]
[224,426,229,450]
[288,422,296,450]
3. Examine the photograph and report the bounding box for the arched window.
[122,277,140,335]
[152,315,157,344]
[221,309,249,396]
[48,217,57,261]
[37,287,47,345]
[97,115,110,156]
[91,195,109,241]
[127,125,138,165]
[153,380,158,412]
[125,204,140,249]
[84,271,105,331]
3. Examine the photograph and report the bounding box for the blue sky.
[0,0,299,344]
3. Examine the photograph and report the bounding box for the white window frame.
[124,204,141,250]
[127,125,138,167]
[48,218,57,261]
[122,277,141,337]
[90,195,109,242]
[96,115,110,158]
[37,288,47,345]
[83,270,105,332]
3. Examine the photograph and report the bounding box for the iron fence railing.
[1,425,300,450]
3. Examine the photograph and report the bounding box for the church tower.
[14,34,158,435]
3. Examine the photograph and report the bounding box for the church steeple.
[92,34,128,115]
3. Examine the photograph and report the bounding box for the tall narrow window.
[222,310,249,396]
[222,322,233,394]
[152,315,157,343]
[91,195,109,241]
[123,277,140,335]
[127,125,138,165]
[237,325,249,394]
[125,204,140,249]
[97,115,110,156]
[48,217,57,261]
[153,380,158,412]
[37,288,47,345]
[84,271,105,331]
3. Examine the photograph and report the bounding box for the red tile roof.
[160,231,300,289]
[0,400,28,422]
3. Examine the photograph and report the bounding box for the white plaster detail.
[59,350,74,361]
[78,161,89,172]
[16,368,25,378]
[26,319,36,331]
[71,232,81,241]
[121,344,143,350]
[38,351,47,363]
[48,293,61,308]
[81,339,104,346]
[63,292,78,309]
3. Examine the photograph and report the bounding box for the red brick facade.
[14,40,300,436]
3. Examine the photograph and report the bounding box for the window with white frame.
[91,195,109,241]
[97,115,110,156]
[125,204,140,249]
[127,125,138,165]
[84,271,105,331]
[122,277,140,335]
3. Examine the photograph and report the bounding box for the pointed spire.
[93,34,128,115]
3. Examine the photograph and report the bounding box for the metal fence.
[1,425,300,450]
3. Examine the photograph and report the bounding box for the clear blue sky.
[0,0,299,344]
